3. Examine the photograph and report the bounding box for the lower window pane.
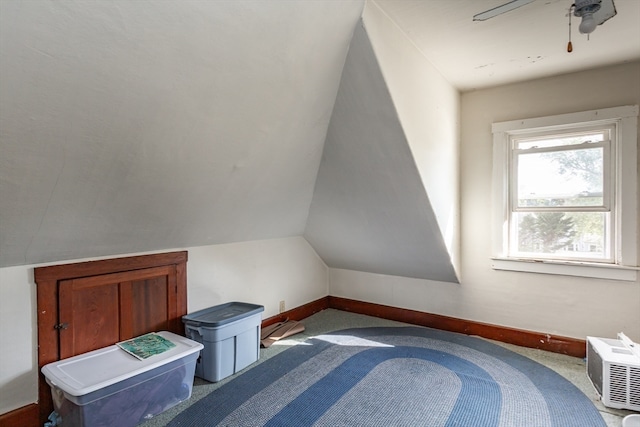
[512,212,608,260]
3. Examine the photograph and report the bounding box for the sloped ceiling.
[0,0,365,267]
[304,22,458,282]
[2,1,638,280]
[1,0,460,283]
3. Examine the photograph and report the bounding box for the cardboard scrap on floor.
[260,319,305,347]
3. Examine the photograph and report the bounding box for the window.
[491,106,638,281]
[511,125,612,262]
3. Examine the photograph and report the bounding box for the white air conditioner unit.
[586,333,640,411]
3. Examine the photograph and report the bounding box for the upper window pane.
[516,131,605,150]
[516,146,604,208]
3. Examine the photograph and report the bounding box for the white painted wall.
[0,237,327,415]
[363,1,461,273]
[0,266,38,415]
[186,237,328,316]
[330,61,640,343]
[305,21,457,283]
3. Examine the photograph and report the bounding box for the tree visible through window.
[517,212,576,253]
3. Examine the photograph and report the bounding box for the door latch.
[54,323,69,330]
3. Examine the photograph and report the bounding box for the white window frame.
[491,105,638,281]
[511,124,614,262]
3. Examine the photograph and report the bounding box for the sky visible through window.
[518,148,603,206]
[516,132,605,208]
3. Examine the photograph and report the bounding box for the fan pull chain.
[567,5,573,52]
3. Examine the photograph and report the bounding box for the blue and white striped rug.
[169,327,606,427]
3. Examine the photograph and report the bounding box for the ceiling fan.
[473,0,617,35]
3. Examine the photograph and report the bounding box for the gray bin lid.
[182,302,264,327]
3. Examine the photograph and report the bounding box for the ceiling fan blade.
[473,0,536,21]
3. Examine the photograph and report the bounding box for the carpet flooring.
[140,309,634,427]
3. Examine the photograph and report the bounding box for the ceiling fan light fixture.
[579,12,598,33]
[574,0,602,33]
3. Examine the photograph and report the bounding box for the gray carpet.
[140,309,634,427]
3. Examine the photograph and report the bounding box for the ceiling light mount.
[574,0,602,16]
[573,0,602,34]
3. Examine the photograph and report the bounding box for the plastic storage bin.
[41,331,203,427]
[182,302,264,382]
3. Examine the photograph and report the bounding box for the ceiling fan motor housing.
[574,0,602,17]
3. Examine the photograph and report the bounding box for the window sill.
[491,257,638,281]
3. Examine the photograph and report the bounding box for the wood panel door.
[58,265,178,359]
[34,251,188,425]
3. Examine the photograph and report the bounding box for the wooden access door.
[58,265,178,359]
[34,251,188,425]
